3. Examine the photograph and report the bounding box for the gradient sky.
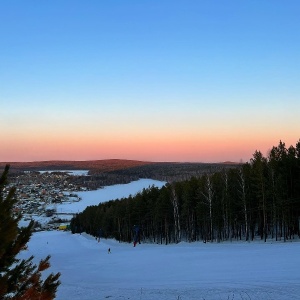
[1,1,299,163]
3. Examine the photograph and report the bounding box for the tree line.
[70,140,300,244]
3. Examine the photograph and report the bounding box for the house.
[58,224,70,231]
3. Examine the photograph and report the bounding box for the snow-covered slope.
[20,231,300,300]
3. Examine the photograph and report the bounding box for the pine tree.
[0,165,61,300]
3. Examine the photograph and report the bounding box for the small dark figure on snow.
[108,248,111,254]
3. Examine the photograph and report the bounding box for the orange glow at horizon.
[2,129,297,163]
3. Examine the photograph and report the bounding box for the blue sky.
[1,1,299,162]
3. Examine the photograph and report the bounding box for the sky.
[1,0,299,163]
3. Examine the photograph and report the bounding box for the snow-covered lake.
[54,179,166,214]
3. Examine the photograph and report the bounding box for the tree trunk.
[239,169,249,241]
[171,186,181,243]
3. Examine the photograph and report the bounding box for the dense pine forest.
[71,140,300,244]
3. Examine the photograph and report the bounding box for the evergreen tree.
[0,165,61,300]
[250,151,268,242]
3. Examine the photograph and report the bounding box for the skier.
[133,225,140,247]
[108,248,111,254]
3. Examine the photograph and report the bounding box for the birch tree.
[171,185,181,243]
[202,175,214,242]
[238,166,249,241]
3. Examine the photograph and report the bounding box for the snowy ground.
[20,231,300,300]
[18,179,300,299]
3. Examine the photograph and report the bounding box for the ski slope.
[20,231,300,300]
[18,179,300,299]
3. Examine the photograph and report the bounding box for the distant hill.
[0,159,241,184]
[0,159,153,173]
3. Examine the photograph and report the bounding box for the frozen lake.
[54,179,166,213]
